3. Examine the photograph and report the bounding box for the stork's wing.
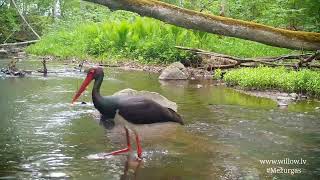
[116,96,183,125]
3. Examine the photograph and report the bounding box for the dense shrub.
[224,67,320,97]
[27,16,292,63]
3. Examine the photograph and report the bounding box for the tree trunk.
[179,0,183,7]
[84,0,320,51]
[219,0,228,17]
[9,0,14,8]
[53,0,62,20]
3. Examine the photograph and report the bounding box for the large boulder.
[113,88,177,111]
[159,62,188,80]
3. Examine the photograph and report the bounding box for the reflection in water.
[87,153,143,180]
[0,58,320,179]
[120,155,143,180]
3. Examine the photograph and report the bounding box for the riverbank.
[56,56,214,80]
[2,53,320,105]
[233,88,313,107]
[58,57,320,106]
[223,66,320,98]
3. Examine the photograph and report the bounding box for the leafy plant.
[224,67,320,97]
[27,15,293,63]
[213,68,223,80]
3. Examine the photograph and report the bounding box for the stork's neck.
[91,72,118,118]
[92,73,104,103]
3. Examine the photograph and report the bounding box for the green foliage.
[160,0,320,32]
[224,67,320,97]
[27,15,292,63]
[1,0,319,44]
[0,7,20,42]
[213,69,223,80]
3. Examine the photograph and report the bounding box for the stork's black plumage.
[89,68,183,125]
[72,67,184,159]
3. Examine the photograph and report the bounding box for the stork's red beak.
[71,72,94,104]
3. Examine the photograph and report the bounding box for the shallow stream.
[0,58,319,179]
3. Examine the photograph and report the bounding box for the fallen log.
[295,50,320,69]
[175,46,320,69]
[99,64,121,67]
[262,53,315,62]
[0,40,39,48]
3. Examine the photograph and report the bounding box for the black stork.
[71,67,184,159]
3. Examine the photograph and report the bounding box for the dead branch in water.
[41,59,48,75]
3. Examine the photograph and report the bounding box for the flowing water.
[0,58,319,179]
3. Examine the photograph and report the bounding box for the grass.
[224,66,320,97]
[27,16,293,64]
[27,16,320,97]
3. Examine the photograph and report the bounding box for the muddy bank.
[113,61,213,80]
[61,58,214,80]
[83,59,315,104]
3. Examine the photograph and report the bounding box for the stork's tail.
[168,108,184,125]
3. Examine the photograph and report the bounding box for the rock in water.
[169,62,185,70]
[113,88,177,112]
[276,96,293,101]
[159,62,188,80]
[276,96,293,107]
[289,93,298,100]
[0,49,8,58]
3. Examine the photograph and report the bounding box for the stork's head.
[71,67,104,104]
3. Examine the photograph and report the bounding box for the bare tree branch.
[11,0,41,39]
[295,50,320,69]
[175,46,320,69]
[0,40,39,47]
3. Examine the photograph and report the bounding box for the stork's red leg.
[106,127,131,156]
[134,131,143,159]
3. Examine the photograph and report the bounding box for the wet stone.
[289,93,298,99]
[0,49,8,57]
[276,96,293,101]
[0,68,26,77]
[300,95,308,100]
[159,62,189,80]
[9,47,23,53]
[277,101,289,107]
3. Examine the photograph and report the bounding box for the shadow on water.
[0,58,320,179]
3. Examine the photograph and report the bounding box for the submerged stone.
[277,96,293,101]
[277,101,289,107]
